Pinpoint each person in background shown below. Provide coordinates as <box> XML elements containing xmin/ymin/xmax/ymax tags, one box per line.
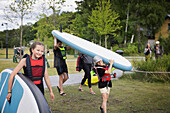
<box><xmin>78</xmin><ymin>53</ymin><xmax>95</xmax><ymax>94</ymax></box>
<box><xmin>93</xmin><ymin>56</ymin><xmax>114</xmax><ymax>113</ymax></box>
<box><xmin>144</xmin><ymin>43</ymin><xmax>152</xmax><ymax>61</ymax></box>
<box><xmin>154</xmin><ymin>41</ymin><xmax>163</xmax><ymax>60</ymax></box>
<box><xmin>7</xmin><ymin>41</ymin><xmax>54</xmax><ymax>102</ymax></box>
<box><xmin>47</xmin><ymin>49</ymin><xmax>50</xmax><ymax>56</ymax></box>
<box><xmin>53</xmin><ymin>36</ymin><xmax>71</xmax><ymax>96</ymax></box>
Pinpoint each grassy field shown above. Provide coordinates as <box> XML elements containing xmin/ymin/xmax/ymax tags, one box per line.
<box><xmin>0</xmin><ymin>48</ymin><xmax>76</xmax><ymax>59</ymax></box>
<box><xmin>0</xmin><ymin>60</ymin><xmax>81</xmax><ymax>76</ymax></box>
<box><xmin>45</xmin><ymin>79</ymin><xmax>170</xmax><ymax>113</ymax></box>
<box><xmin>1</xmin><ymin>48</ymin><xmax>170</xmax><ymax>113</ymax></box>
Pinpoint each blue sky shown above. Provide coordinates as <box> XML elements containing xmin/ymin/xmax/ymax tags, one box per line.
<box><xmin>0</xmin><ymin>0</ymin><xmax>81</xmax><ymax>31</ymax></box>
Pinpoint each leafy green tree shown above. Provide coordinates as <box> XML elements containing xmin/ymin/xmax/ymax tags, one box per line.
<box><xmin>5</xmin><ymin>0</ymin><xmax>36</xmax><ymax>49</ymax></box>
<box><xmin>111</xmin><ymin>0</ymin><xmax>167</xmax><ymax>46</ymax></box>
<box><xmin>32</xmin><ymin>14</ymin><xmax>54</xmax><ymax>49</ymax></box>
<box><xmin>74</xmin><ymin>0</ymin><xmax>98</xmax><ymax>41</ymax></box>
<box><xmin>22</xmin><ymin>23</ymin><xmax>36</xmax><ymax>45</ymax></box>
<box><xmin>88</xmin><ymin>0</ymin><xmax>122</xmax><ymax>48</ymax></box>
<box><xmin>48</xmin><ymin>0</ymin><xmax>66</xmax><ymax>28</ymax></box>
<box><xmin>128</xmin><ymin>0</ymin><xmax>167</xmax><ymax>52</ymax></box>
<box><xmin>0</xmin><ymin>41</ymin><xmax>3</xmax><ymax>49</ymax></box>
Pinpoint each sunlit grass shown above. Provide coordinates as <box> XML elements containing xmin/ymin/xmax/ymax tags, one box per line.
<box><xmin>0</xmin><ymin>60</ymin><xmax>81</xmax><ymax>76</ymax></box>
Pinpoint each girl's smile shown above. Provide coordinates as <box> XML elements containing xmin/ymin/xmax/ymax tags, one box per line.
<box><xmin>31</xmin><ymin>45</ymin><xmax>44</xmax><ymax>59</ymax></box>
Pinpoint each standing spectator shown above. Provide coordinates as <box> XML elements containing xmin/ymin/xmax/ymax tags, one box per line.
<box><xmin>154</xmin><ymin>41</ymin><xmax>163</xmax><ymax>60</ymax></box>
<box><xmin>78</xmin><ymin>53</ymin><xmax>95</xmax><ymax>94</ymax></box>
<box><xmin>47</xmin><ymin>49</ymin><xmax>50</xmax><ymax>56</ymax></box>
<box><xmin>53</xmin><ymin>36</ymin><xmax>71</xmax><ymax>96</ymax></box>
<box><xmin>144</xmin><ymin>43</ymin><xmax>152</xmax><ymax>61</ymax></box>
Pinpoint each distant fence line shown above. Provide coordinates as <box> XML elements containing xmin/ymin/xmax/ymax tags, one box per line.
<box><xmin>129</xmin><ymin>70</ymin><xmax>170</xmax><ymax>74</ymax></box>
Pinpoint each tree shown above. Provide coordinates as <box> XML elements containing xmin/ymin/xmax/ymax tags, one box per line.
<box><xmin>5</xmin><ymin>0</ymin><xmax>36</xmax><ymax>57</ymax></box>
<box><xmin>74</xmin><ymin>0</ymin><xmax>98</xmax><ymax>42</ymax></box>
<box><xmin>48</xmin><ymin>0</ymin><xmax>66</xmax><ymax>29</ymax></box>
<box><xmin>128</xmin><ymin>0</ymin><xmax>167</xmax><ymax>52</ymax></box>
<box><xmin>32</xmin><ymin>14</ymin><xmax>54</xmax><ymax>49</ymax></box>
<box><xmin>88</xmin><ymin>0</ymin><xmax>122</xmax><ymax>48</ymax></box>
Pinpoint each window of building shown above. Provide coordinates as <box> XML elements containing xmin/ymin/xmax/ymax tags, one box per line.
<box><xmin>168</xmin><ymin>23</ymin><xmax>170</xmax><ymax>30</ymax></box>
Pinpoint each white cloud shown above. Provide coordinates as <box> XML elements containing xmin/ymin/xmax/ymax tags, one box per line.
<box><xmin>0</xmin><ymin>0</ymin><xmax>82</xmax><ymax>31</ymax></box>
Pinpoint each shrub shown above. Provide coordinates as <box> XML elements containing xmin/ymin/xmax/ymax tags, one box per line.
<box><xmin>124</xmin><ymin>55</ymin><xmax>170</xmax><ymax>83</ymax></box>
<box><xmin>123</xmin><ymin>43</ymin><xmax>138</xmax><ymax>55</ymax></box>
<box><xmin>112</xmin><ymin>44</ymin><xmax>120</xmax><ymax>52</ymax></box>
<box><xmin>159</xmin><ymin>35</ymin><xmax>170</xmax><ymax>55</ymax></box>
<box><xmin>134</xmin><ymin>55</ymin><xmax>170</xmax><ymax>72</ymax></box>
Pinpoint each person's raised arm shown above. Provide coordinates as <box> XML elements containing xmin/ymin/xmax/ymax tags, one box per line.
<box><xmin>105</xmin><ymin>59</ymin><xmax>114</xmax><ymax>74</ymax></box>
<box><xmin>53</xmin><ymin>35</ymin><xmax>57</xmax><ymax>50</ymax></box>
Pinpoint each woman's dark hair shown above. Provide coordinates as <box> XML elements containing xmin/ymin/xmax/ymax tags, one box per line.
<box><xmin>146</xmin><ymin>43</ymin><xmax>150</xmax><ymax>48</ymax></box>
<box><xmin>57</xmin><ymin>39</ymin><xmax>62</xmax><ymax>44</ymax></box>
<box><xmin>146</xmin><ymin>45</ymin><xmax>148</xmax><ymax>48</ymax></box>
<box><xmin>29</xmin><ymin>41</ymin><xmax>44</xmax><ymax>55</ymax></box>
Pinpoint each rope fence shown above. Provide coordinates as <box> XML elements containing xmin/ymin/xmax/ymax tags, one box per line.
<box><xmin>129</xmin><ymin>70</ymin><xmax>170</xmax><ymax>74</ymax></box>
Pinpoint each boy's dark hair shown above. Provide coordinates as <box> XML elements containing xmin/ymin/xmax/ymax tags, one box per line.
<box><xmin>57</xmin><ymin>39</ymin><xmax>62</xmax><ymax>44</ymax></box>
<box><xmin>29</xmin><ymin>41</ymin><xmax>44</xmax><ymax>55</ymax></box>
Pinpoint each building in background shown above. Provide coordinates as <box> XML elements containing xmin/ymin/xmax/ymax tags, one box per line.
<box><xmin>155</xmin><ymin>14</ymin><xmax>170</xmax><ymax>41</ymax></box>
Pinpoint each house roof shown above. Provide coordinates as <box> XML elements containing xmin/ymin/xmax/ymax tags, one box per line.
<box><xmin>165</xmin><ymin>14</ymin><xmax>170</xmax><ymax>20</ymax></box>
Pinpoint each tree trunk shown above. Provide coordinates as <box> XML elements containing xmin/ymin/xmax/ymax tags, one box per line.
<box><xmin>130</xmin><ymin>34</ymin><xmax>134</xmax><ymax>43</ymax></box>
<box><xmin>20</xmin><ymin>15</ymin><xmax>23</xmax><ymax>60</ymax></box>
<box><xmin>99</xmin><ymin>35</ymin><xmax>101</xmax><ymax>46</ymax></box>
<box><xmin>124</xmin><ymin>3</ymin><xmax>129</xmax><ymax>44</ymax></box>
<box><xmin>137</xmin><ymin>24</ymin><xmax>141</xmax><ymax>53</ymax></box>
<box><xmin>105</xmin><ymin>34</ymin><xmax>107</xmax><ymax>48</ymax></box>
<box><xmin>52</xmin><ymin>1</ymin><xmax>56</xmax><ymax>29</ymax></box>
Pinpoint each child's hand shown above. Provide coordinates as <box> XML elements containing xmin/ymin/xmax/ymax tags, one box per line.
<box><xmin>6</xmin><ymin>93</ymin><xmax>11</xmax><ymax>103</ymax></box>
<box><xmin>53</xmin><ymin>35</ymin><xmax>56</xmax><ymax>38</ymax></box>
<box><xmin>50</xmin><ymin>92</ymin><xmax>55</xmax><ymax>101</ymax></box>
<box><xmin>109</xmin><ymin>59</ymin><xmax>114</xmax><ymax>65</ymax></box>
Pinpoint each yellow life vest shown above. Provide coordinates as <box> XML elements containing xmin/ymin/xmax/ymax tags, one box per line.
<box><xmin>58</xmin><ymin>47</ymin><xmax>66</xmax><ymax>59</ymax></box>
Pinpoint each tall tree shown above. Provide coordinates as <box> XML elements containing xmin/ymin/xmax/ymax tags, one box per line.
<box><xmin>32</xmin><ymin>14</ymin><xmax>54</xmax><ymax>49</ymax></box>
<box><xmin>88</xmin><ymin>0</ymin><xmax>121</xmax><ymax>48</ymax></box>
<box><xmin>128</xmin><ymin>0</ymin><xmax>166</xmax><ymax>52</ymax></box>
<box><xmin>5</xmin><ymin>0</ymin><xmax>36</xmax><ymax>51</ymax></box>
<box><xmin>74</xmin><ymin>0</ymin><xmax>98</xmax><ymax>41</ymax></box>
<box><xmin>48</xmin><ymin>0</ymin><xmax>66</xmax><ymax>29</ymax></box>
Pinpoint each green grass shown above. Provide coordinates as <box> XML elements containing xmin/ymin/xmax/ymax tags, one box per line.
<box><xmin>1</xmin><ymin>48</ymin><xmax>170</xmax><ymax>113</ymax></box>
<box><xmin>0</xmin><ymin>48</ymin><xmax>76</xmax><ymax>59</ymax></box>
<box><xmin>0</xmin><ymin>48</ymin><xmax>79</xmax><ymax>75</ymax></box>
<box><xmin>0</xmin><ymin>60</ymin><xmax>81</xmax><ymax>76</ymax></box>
<box><xmin>0</xmin><ymin>61</ymin><xmax>19</xmax><ymax>72</ymax></box>
<box><xmin>45</xmin><ymin>79</ymin><xmax>170</xmax><ymax>113</ymax></box>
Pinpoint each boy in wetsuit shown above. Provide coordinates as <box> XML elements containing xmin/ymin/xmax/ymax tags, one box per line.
<box><xmin>93</xmin><ymin>56</ymin><xmax>114</xmax><ymax>113</ymax></box>
<box><xmin>53</xmin><ymin>36</ymin><xmax>71</xmax><ymax>96</ymax></box>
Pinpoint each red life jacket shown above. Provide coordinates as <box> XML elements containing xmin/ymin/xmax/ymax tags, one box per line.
<box><xmin>23</xmin><ymin>54</ymin><xmax>45</xmax><ymax>85</ymax></box>
<box><xmin>76</xmin><ymin>56</ymin><xmax>82</xmax><ymax>71</ymax></box>
<box><xmin>95</xmin><ymin>66</ymin><xmax>111</xmax><ymax>82</ymax></box>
